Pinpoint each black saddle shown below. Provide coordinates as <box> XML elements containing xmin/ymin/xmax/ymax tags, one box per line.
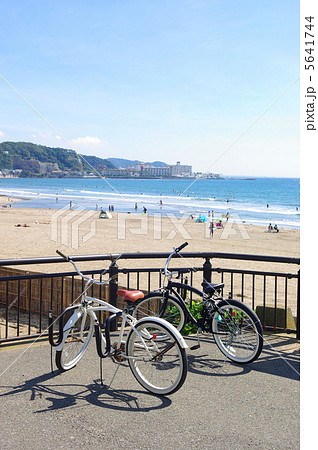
<box><xmin>201</xmin><ymin>281</ymin><xmax>224</xmax><ymax>295</ymax></box>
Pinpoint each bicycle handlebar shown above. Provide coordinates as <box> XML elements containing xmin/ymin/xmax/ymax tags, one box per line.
<box><xmin>56</xmin><ymin>250</ymin><xmax>111</xmax><ymax>286</ymax></box>
<box><xmin>164</xmin><ymin>242</ymin><xmax>188</xmax><ymax>277</ymax></box>
<box><xmin>175</xmin><ymin>242</ymin><xmax>188</xmax><ymax>253</ymax></box>
<box><xmin>56</xmin><ymin>249</ymin><xmax>69</xmax><ymax>261</ymax></box>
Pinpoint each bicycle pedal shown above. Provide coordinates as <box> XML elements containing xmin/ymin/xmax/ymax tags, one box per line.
<box><xmin>190</xmin><ymin>344</ymin><xmax>200</xmax><ymax>350</ymax></box>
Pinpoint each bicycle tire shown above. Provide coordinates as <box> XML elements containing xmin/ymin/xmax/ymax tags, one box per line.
<box><xmin>211</xmin><ymin>299</ymin><xmax>263</xmax><ymax>364</ymax></box>
<box><xmin>133</xmin><ymin>293</ymin><xmax>187</xmax><ymax>333</ymax></box>
<box><xmin>56</xmin><ymin>308</ymin><xmax>94</xmax><ymax>371</ymax></box>
<box><xmin>126</xmin><ymin>319</ymin><xmax>188</xmax><ymax>395</ymax></box>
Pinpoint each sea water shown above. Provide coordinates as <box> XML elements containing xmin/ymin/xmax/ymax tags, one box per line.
<box><xmin>0</xmin><ymin>177</ymin><xmax>300</xmax><ymax>229</ymax></box>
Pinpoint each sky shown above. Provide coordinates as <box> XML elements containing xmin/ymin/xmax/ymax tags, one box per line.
<box><xmin>0</xmin><ymin>0</ymin><xmax>300</xmax><ymax>177</ymax></box>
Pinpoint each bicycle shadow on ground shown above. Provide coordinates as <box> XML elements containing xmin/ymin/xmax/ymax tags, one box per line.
<box><xmin>187</xmin><ymin>353</ymin><xmax>251</xmax><ymax>377</ymax></box>
<box><xmin>185</xmin><ymin>335</ymin><xmax>250</xmax><ymax>377</ymax></box>
<box><xmin>248</xmin><ymin>333</ymin><xmax>300</xmax><ymax>381</ymax></box>
<box><xmin>185</xmin><ymin>333</ymin><xmax>300</xmax><ymax>381</ymax></box>
<box><xmin>0</xmin><ymin>370</ymin><xmax>172</xmax><ymax>414</ymax></box>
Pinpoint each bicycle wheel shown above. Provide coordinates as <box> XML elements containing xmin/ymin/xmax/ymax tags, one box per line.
<box><xmin>126</xmin><ymin>319</ymin><xmax>188</xmax><ymax>395</ymax></box>
<box><xmin>133</xmin><ymin>293</ymin><xmax>186</xmax><ymax>333</ymax></box>
<box><xmin>211</xmin><ymin>299</ymin><xmax>263</xmax><ymax>364</ymax></box>
<box><xmin>56</xmin><ymin>308</ymin><xmax>94</xmax><ymax>371</ymax></box>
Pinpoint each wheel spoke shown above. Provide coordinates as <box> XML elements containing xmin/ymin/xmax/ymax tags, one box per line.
<box><xmin>127</xmin><ymin>320</ymin><xmax>187</xmax><ymax>395</ymax></box>
<box><xmin>212</xmin><ymin>300</ymin><xmax>262</xmax><ymax>364</ymax></box>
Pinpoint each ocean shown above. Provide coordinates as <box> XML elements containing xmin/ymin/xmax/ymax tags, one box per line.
<box><xmin>0</xmin><ymin>177</ymin><xmax>300</xmax><ymax>229</ymax></box>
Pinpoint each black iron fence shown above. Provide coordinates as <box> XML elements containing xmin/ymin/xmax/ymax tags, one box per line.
<box><xmin>0</xmin><ymin>252</ymin><xmax>300</xmax><ymax>344</ymax></box>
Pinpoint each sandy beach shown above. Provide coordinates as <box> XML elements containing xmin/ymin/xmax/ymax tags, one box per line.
<box><xmin>0</xmin><ymin>204</ymin><xmax>299</xmax><ymax>277</ymax></box>
<box><xmin>0</xmin><ymin>205</ymin><xmax>299</xmax><ymax>257</ymax></box>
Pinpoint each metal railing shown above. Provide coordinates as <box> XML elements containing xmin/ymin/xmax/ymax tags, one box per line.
<box><xmin>0</xmin><ymin>252</ymin><xmax>300</xmax><ymax>343</ymax></box>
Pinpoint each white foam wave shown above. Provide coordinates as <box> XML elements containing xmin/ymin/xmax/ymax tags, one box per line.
<box><xmin>0</xmin><ymin>183</ymin><xmax>299</xmax><ymax>228</ymax></box>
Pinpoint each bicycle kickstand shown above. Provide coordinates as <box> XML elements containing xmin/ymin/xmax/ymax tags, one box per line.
<box><xmin>100</xmin><ymin>357</ymin><xmax>122</xmax><ymax>389</ymax></box>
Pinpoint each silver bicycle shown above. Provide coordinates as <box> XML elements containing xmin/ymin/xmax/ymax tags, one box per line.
<box><xmin>49</xmin><ymin>251</ymin><xmax>188</xmax><ymax>396</ymax></box>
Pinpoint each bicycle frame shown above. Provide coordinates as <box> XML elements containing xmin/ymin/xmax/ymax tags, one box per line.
<box><xmin>158</xmin><ymin>243</ymin><xmax>230</xmax><ymax>334</ymax></box>
<box><xmin>162</xmin><ymin>279</ymin><xmax>224</xmax><ymax>333</ymax></box>
<box><xmin>54</xmin><ymin>293</ymin><xmax>159</xmax><ymax>361</ymax></box>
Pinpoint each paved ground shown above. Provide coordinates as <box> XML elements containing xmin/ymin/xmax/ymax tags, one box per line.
<box><xmin>0</xmin><ymin>332</ymin><xmax>299</xmax><ymax>449</ymax></box>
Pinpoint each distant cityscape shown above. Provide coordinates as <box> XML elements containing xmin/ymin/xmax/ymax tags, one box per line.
<box><xmin>0</xmin><ymin>161</ymin><xmax>222</xmax><ymax>179</ymax></box>
<box><xmin>96</xmin><ymin>161</ymin><xmax>222</xmax><ymax>179</ymax></box>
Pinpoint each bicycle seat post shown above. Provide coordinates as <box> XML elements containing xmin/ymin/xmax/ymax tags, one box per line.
<box><xmin>109</xmin><ymin>261</ymin><xmax>119</xmax><ymax>331</ymax></box>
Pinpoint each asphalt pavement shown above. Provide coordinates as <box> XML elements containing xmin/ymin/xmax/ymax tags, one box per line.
<box><xmin>0</xmin><ymin>332</ymin><xmax>300</xmax><ymax>449</ymax></box>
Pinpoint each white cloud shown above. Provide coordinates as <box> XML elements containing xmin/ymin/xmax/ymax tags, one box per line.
<box><xmin>71</xmin><ymin>136</ymin><xmax>101</xmax><ymax>146</ymax></box>
<box><xmin>70</xmin><ymin>136</ymin><xmax>108</xmax><ymax>156</ymax></box>
<box><xmin>0</xmin><ymin>130</ymin><xmax>5</xmax><ymax>137</ymax></box>
<box><xmin>30</xmin><ymin>132</ymin><xmax>54</xmax><ymax>139</ymax></box>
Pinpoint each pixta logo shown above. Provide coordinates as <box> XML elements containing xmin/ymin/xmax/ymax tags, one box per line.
<box><xmin>51</xmin><ymin>205</ymin><xmax>96</xmax><ymax>249</ymax></box>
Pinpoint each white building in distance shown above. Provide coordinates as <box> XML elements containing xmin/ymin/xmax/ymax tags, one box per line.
<box><xmin>171</xmin><ymin>161</ymin><xmax>192</xmax><ymax>176</ymax></box>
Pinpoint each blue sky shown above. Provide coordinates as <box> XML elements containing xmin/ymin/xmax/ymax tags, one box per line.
<box><xmin>0</xmin><ymin>0</ymin><xmax>299</xmax><ymax>176</ymax></box>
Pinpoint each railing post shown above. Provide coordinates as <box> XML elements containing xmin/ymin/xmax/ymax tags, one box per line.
<box><xmin>296</xmin><ymin>269</ymin><xmax>300</xmax><ymax>340</ymax></box>
<box><xmin>203</xmin><ymin>257</ymin><xmax>212</xmax><ymax>283</ymax></box>
<box><xmin>109</xmin><ymin>260</ymin><xmax>119</xmax><ymax>331</ymax></box>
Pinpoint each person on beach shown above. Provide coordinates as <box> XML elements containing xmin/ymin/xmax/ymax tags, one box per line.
<box><xmin>268</xmin><ymin>223</ymin><xmax>273</xmax><ymax>232</ymax></box>
<box><xmin>143</xmin><ymin>206</ymin><xmax>147</xmax><ymax>214</ymax></box>
<box><xmin>135</xmin><ymin>203</ymin><xmax>138</xmax><ymax>210</ymax></box>
<box><xmin>209</xmin><ymin>221</ymin><xmax>214</xmax><ymax>238</ymax></box>
<box><xmin>274</xmin><ymin>224</ymin><xmax>279</xmax><ymax>233</ymax></box>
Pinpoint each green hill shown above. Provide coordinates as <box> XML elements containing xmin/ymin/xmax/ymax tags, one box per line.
<box><xmin>80</xmin><ymin>154</ymin><xmax>115</xmax><ymax>171</ymax></box>
<box><xmin>107</xmin><ymin>157</ymin><xmax>168</xmax><ymax>168</ymax></box>
<box><xmin>0</xmin><ymin>141</ymin><xmax>115</xmax><ymax>176</ymax></box>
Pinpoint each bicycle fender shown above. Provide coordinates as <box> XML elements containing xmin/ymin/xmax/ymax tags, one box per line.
<box><xmin>55</xmin><ymin>309</ymin><xmax>85</xmax><ymax>351</ymax></box>
<box><xmin>135</xmin><ymin>316</ymin><xmax>189</xmax><ymax>349</ymax></box>
<box><xmin>49</xmin><ymin>305</ymin><xmax>79</xmax><ymax>347</ymax></box>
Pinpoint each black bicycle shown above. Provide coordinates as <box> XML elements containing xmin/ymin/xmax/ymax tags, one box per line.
<box><xmin>133</xmin><ymin>242</ymin><xmax>263</xmax><ymax>364</ymax></box>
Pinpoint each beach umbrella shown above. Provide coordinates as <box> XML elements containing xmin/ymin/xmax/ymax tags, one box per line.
<box><xmin>196</xmin><ymin>215</ymin><xmax>208</xmax><ymax>223</ymax></box>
